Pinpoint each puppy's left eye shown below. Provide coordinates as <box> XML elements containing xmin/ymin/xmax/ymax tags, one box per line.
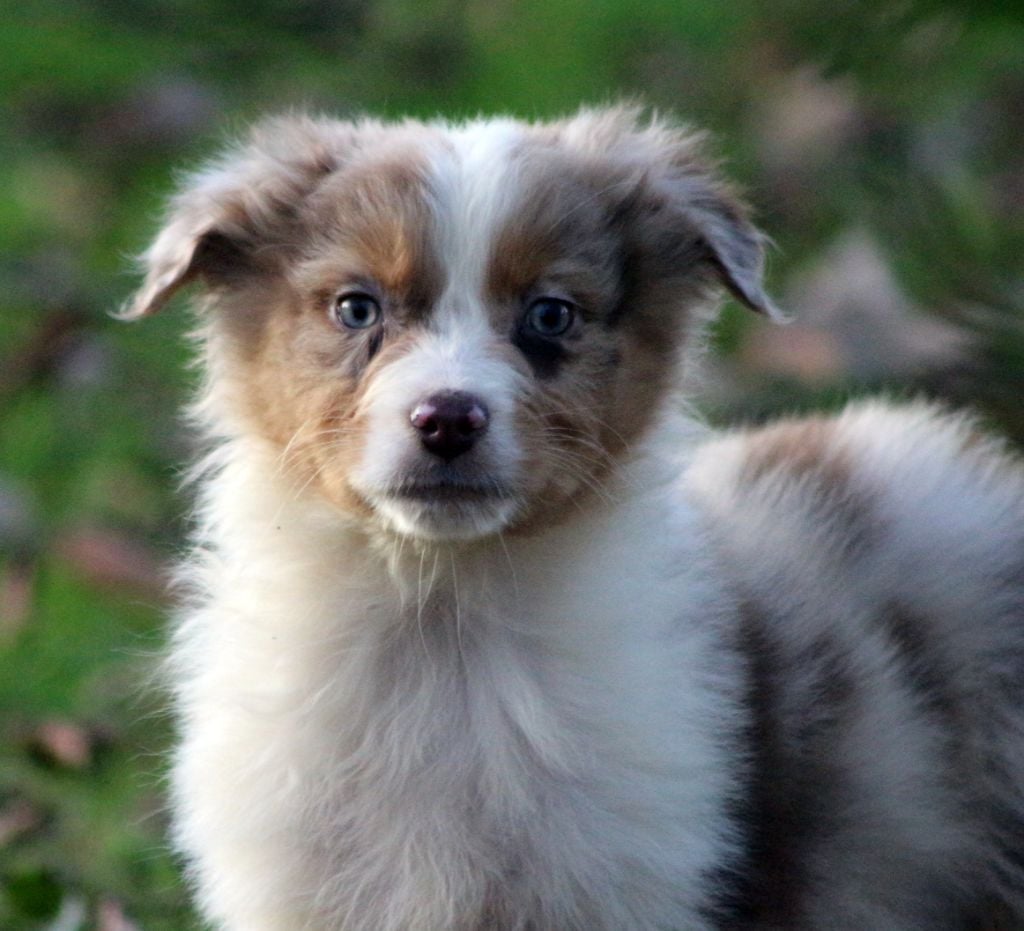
<box><xmin>525</xmin><ymin>297</ymin><xmax>575</xmax><ymax>337</ymax></box>
<box><xmin>333</xmin><ymin>292</ymin><xmax>382</xmax><ymax>330</ymax></box>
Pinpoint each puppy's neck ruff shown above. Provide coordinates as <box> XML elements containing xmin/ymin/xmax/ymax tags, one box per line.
<box><xmin>172</xmin><ymin>410</ymin><xmax>743</xmax><ymax>930</ymax></box>
<box><xmin>189</xmin><ymin>396</ymin><xmax>713</xmax><ymax>638</ymax></box>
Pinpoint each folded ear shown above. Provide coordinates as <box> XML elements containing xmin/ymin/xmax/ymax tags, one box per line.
<box><xmin>561</xmin><ymin>106</ymin><xmax>783</xmax><ymax>321</ymax></box>
<box><xmin>644</xmin><ymin>122</ymin><xmax>783</xmax><ymax>321</ymax></box>
<box><xmin>120</xmin><ymin>116</ymin><xmax>350</xmax><ymax>320</ymax></box>
<box><xmin>683</xmin><ymin>185</ymin><xmax>783</xmax><ymax>320</ymax></box>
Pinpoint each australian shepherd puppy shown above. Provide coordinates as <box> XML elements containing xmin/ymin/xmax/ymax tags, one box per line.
<box><xmin>125</xmin><ymin>107</ymin><xmax>1024</xmax><ymax>930</ymax></box>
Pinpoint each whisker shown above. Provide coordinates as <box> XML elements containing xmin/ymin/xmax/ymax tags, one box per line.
<box><xmin>416</xmin><ymin>548</ymin><xmax>429</xmax><ymax>656</ymax></box>
<box><xmin>275</xmin><ymin>414</ymin><xmax>330</xmax><ymax>473</ymax></box>
<box><xmin>538</xmin><ymin>428</ymin><xmax>618</xmax><ymax>460</ymax></box>
<box><xmin>496</xmin><ymin>532</ymin><xmax>520</xmax><ymax>600</ymax></box>
<box><xmin>540</xmin><ymin>450</ymin><xmax>617</xmax><ymax>506</ymax></box>
<box><xmin>449</xmin><ymin>549</ymin><xmax>464</xmax><ymax>663</ymax></box>
<box><xmin>277</xmin><ymin>426</ymin><xmax>362</xmax><ymax>470</ymax></box>
<box><xmin>534</xmin><ymin>405</ymin><xmax>633</xmax><ymax>450</ymax></box>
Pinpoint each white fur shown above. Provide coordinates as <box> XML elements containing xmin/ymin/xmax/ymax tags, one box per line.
<box><xmin>171</xmin><ymin>418</ymin><xmax>743</xmax><ymax>930</ymax></box>
<box><xmin>137</xmin><ymin>110</ymin><xmax>1024</xmax><ymax>930</ymax></box>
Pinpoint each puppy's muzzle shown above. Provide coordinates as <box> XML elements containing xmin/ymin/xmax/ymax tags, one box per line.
<box><xmin>410</xmin><ymin>391</ymin><xmax>490</xmax><ymax>462</ymax></box>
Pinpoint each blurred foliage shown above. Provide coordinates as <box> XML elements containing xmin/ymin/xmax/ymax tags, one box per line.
<box><xmin>1</xmin><ymin>0</ymin><xmax>1022</xmax><ymax>926</ymax></box>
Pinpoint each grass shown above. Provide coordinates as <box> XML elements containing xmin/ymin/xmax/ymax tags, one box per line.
<box><xmin>2</xmin><ymin>1</ymin><xmax>1021</xmax><ymax>925</ymax></box>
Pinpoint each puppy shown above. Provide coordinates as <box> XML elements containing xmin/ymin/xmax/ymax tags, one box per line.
<box><xmin>125</xmin><ymin>106</ymin><xmax>1024</xmax><ymax>930</ymax></box>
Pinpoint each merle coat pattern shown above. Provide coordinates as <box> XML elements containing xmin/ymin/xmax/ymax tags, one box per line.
<box><xmin>126</xmin><ymin>107</ymin><xmax>1024</xmax><ymax>930</ymax></box>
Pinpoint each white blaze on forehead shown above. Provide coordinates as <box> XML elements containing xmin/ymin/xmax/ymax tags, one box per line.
<box><xmin>348</xmin><ymin>122</ymin><xmax>531</xmax><ymax>519</ymax></box>
<box><xmin>427</xmin><ymin>118</ymin><xmax>526</xmax><ymax>335</ymax></box>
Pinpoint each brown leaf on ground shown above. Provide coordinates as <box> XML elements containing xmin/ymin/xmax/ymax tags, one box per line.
<box><xmin>0</xmin><ymin>560</ymin><xmax>35</xmax><ymax>641</ymax></box>
<box><xmin>97</xmin><ymin>898</ymin><xmax>142</xmax><ymax>931</ymax></box>
<box><xmin>781</xmin><ymin>230</ymin><xmax>969</xmax><ymax>381</ymax></box>
<box><xmin>0</xmin><ymin>798</ymin><xmax>44</xmax><ymax>847</ymax></box>
<box><xmin>0</xmin><ymin>307</ymin><xmax>91</xmax><ymax>398</ymax></box>
<box><xmin>738</xmin><ymin>321</ymin><xmax>846</xmax><ymax>384</ymax></box>
<box><xmin>32</xmin><ymin>719</ymin><xmax>94</xmax><ymax>770</ymax></box>
<box><xmin>54</xmin><ymin>526</ymin><xmax>170</xmax><ymax>602</ymax></box>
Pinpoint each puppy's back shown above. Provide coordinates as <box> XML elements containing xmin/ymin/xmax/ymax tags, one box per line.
<box><xmin>687</xmin><ymin>401</ymin><xmax>1024</xmax><ymax>927</ymax></box>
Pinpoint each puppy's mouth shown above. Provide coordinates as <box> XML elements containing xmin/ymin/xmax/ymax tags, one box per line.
<box><xmin>383</xmin><ymin>481</ymin><xmax>514</xmax><ymax>504</ymax></box>
<box><xmin>355</xmin><ymin>440</ymin><xmax>523</xmax><ymax>540</ymax></box>
<box><xmin>368</xmin><ymin>474</ymin><xmax>520</xmax><ymax>540</ymax></box>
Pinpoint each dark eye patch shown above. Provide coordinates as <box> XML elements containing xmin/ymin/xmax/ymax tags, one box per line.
<box><xmin>366</xmin><ymin>326</ymin><xmax>384</xmax><ymax>363</ymax></box>
<box><xmin>512</xmin><ymin>320</ymin><xmax>570</xmax><ymax>379</ymax></box>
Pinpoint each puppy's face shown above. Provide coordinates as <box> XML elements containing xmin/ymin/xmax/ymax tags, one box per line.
<box><xmin>127</xmin><ymin>108</ymin><xmax>774</xmax><ymax>541</ymax></box>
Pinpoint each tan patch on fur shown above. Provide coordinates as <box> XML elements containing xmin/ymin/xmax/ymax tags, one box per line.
<box><xmin>207</xmin><ymin>147</ymin><xmax>443</xmax><ymax>364</ymax></box>
<box><xmin>738</xmin><ymin>416</ymin><xmax>882</xmax><ymax>560</ymax></box>
<box><xmin>215</xmin><ymin>311</ymin><xmax>370</xmax><ymax>521</ymax></box>
<box><xmin>502</xmin><ymin>325</ymin><xmax>685</xmax><ymax>537</ymax></box>
<box><xmin>741</xmin><ymin>417</ymin><xmax>851</xmax><ymax>489</ymax></box>
<box><xmin>238</xmin><ymin>322</ymin><xmax>428</xmax><ymax>522</ymax></box>
<box><xmin>301</xmin><ymin>150</ymin><xmax>444</xmax><ymax>314</ymax></box>
<box><xmin>208</xmin><ymin>148</ymin><xmax>446</xmax><ymax>523</ymax></box>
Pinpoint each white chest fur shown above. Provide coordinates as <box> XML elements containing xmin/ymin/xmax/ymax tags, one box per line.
<box><xmin>169</xmin><ymin>439</ymin><xmax>743</xmax><ymax>931</ymax></box>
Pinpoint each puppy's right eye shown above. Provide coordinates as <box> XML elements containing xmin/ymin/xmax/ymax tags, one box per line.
<box><xmin>332</xmin><ymin>293</ymin><xmax>382</xmax><ymax>330</ymax></box>
<box><xmin>525</xmin><ymin>297</ymin><xmax>575</xmax><ymax>338</ymax></box>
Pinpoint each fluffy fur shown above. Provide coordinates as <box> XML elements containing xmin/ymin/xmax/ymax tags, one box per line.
<box><xmin>127</xmin><ymin>106</ymin><xmax>1024</xmax><ymax>930</ymax></box>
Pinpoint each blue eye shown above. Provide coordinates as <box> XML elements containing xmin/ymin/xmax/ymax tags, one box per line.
<box><xmin>333</xmin><ymin>292</ymin><xmax>382</xmax><ymax>329</ymax></box>
<box><xmin>525</xmin><ymin>297</ymin><xmax>575</xmax><ymax>337</ymax></box>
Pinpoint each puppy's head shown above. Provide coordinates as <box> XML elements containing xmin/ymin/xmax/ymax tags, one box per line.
<box><xmin>126</xmin><ymin>107</ymin><xmax>776</xmax><ymax>541</ymax></box>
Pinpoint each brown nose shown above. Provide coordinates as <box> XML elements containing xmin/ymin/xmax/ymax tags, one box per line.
<box><xmin>410</xmin><ymin>392</ymin><xmax>490</xmax><ymax>462</ymax></box>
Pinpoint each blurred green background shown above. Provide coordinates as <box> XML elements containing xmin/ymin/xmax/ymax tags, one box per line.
<box><xmin>2</xmin><ymin>1</ymin><xmax>1023</xmax><ymax>927</ymax></box>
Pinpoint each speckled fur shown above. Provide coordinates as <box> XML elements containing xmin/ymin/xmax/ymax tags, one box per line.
<box><xmin>128</xmin><ymin>107</ymin><xmax>1024</xmax><ymax>930</ymax></box>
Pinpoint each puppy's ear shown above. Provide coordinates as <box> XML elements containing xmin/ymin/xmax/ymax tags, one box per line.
<box><xmin>644</xmin><ymin>122</ymin><xmax>783</xmax><ymax>320</ymax></box>
<box><xmin>120</xmin><ymin>116</ymin><xmax>348</xmax><ymax>320</ymax></box>
<box><xmin>564</xmin><ymin>106</ymin><xmax>783</xmax><ymax>320</ymax></box>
